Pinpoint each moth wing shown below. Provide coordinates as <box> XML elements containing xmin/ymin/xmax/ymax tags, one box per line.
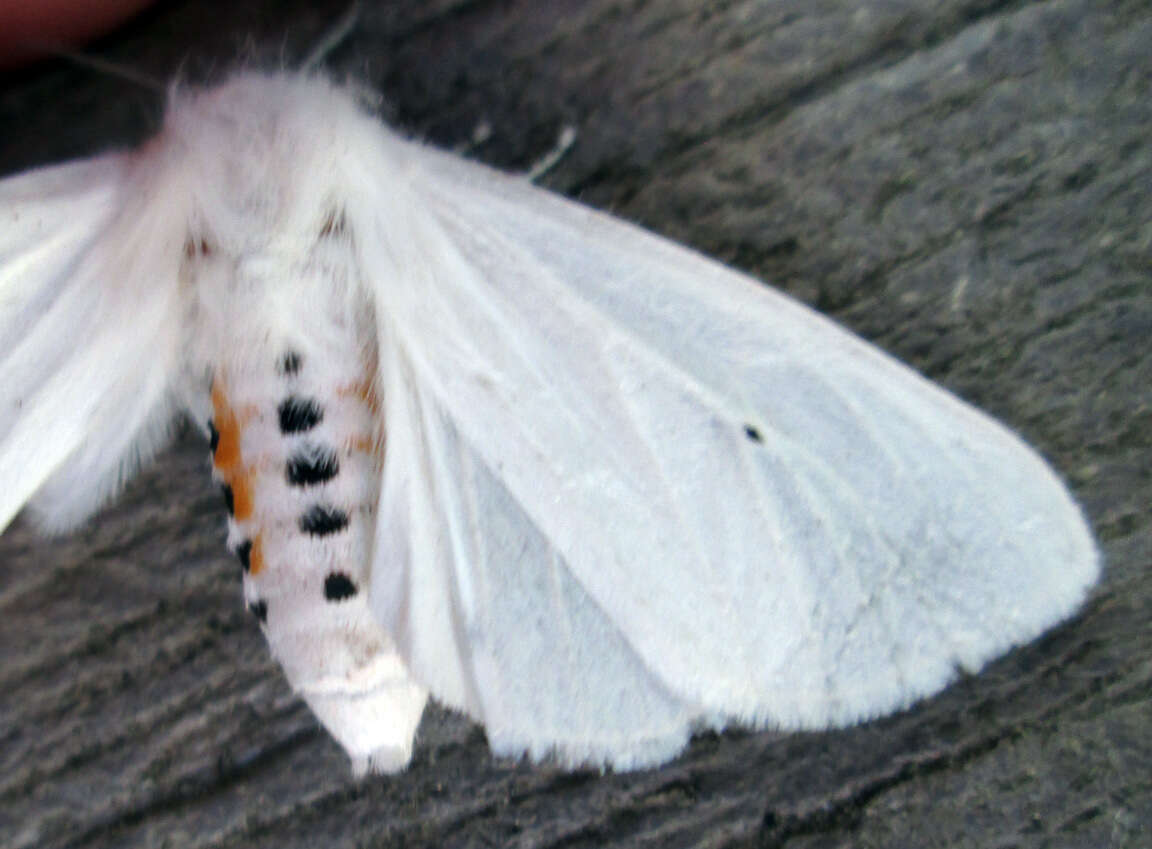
<box><xmin>373</xmin><ymin>339</ymin><xmax>702</xmax><ymax>768</ymax></box>
<box><xmin>0</xmin><ymin>154</ymin><xmax>187</xmax><ymax>533</ymax></box>
<box><xmin>359</xmin><ymin>142</ymin><xmax>1099</xmax><ymax>768</ymax></box>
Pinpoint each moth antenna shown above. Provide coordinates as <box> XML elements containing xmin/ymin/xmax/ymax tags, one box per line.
<box><xmin>453</xmin><ymin>121</ymin><xmax>574</xmax><ymax>180</ymax></box>
<box><xmin>453</xmin><ymin>120</ymin><xmax>494</xmax><ymax>155</ymax></box>
<box><xmin>526</xmin><ymin>125</ymin><xmax>578</xmax><ymax>182</ymax></box>
<box><xmin>48</xmin><ymin>47</ymin><xmax>165</xmax><ymax>92</ymax></box>
<box><xmin>301</xmin><ymin>2</ymin><xmax>361</xmax><ymax>70</ymax></box>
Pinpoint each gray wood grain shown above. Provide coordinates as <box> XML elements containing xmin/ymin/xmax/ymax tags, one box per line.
<box><xmin>1</xmin><ymin>1</ymin><xmax>1148</xmax><ymax>846</ymax></box>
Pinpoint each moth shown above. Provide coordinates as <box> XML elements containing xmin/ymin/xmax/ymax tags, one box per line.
<box><xmin>0</xmin><ymin>73</ymin><xmax>1099</xmax><ymax>774</ymax></box>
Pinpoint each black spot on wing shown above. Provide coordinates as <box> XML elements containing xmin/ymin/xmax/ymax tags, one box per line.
<box><xmin>278</xmin><ymin>397</ymin><xmax>323</xmax><ymax>433</ymax></box>
<box><xmin>324</xmin><ymin>572</ymin><xmax>358</xmax><ymax>601</ymax></box>
<box><xmin>299</xmin><ymin>505</ymin><xmax>349</xmax><ymax>536</ymax></box>
<box><xmin>743</xmin><ymin>424</ymin><xmax>763</xmax><ymax>443</ymax></box>
<box><xmin>234</xmin><ymin>539</ymin><xmax>252</xmax><ymax>572</ymax></box>
<box><xmin>248</xmin><ymin>599</ymin><xmax>267</xmax><ymax>623</ymax></box>
<box><xmin>286</xmin><ymin>447</ymin><xmax>340</xmax><ymax>486</ymax></box>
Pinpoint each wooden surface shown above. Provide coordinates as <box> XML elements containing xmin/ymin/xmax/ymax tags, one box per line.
<box><xmin>1</xmin><ymin>1</ymin><xmax>1149</xmax><ymax>847</ymax></box>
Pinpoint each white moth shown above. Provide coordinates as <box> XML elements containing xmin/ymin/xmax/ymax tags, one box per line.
<box><xmin>0</xmin><ymin>73</ymin><xmax>1099</xmax><ymax>775</ymax></box>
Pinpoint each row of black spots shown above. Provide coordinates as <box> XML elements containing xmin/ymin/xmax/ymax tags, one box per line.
<box><xmin>299</xmin><ymin>504</ymin><xmax>350</xmax><ymax>536</ymax></box>
<box><xmin>231</xmin><ymin>352</ymin><xmax>295</xmax><ymax>631</ymax></box>
<box><xmin>286</xmin><ymin>446</ymin><xmax>340</xmax><ymax>486</ymax></box>
<box><xmin>279</xmin><ymin>396</ymin><xmax>323</xmax><ymax>434</ymax></box>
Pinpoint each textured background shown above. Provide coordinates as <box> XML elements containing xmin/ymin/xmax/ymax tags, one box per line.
<box><xmin>1</xmin><ymin>1</ymin><xmax>1149</xmax><ymax>847</ymax></box>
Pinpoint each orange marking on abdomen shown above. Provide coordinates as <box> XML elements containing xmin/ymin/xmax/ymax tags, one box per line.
<box><xmin>231</xmin><ymin>471</ymin><xmax>255</xmax><ymax>521</ymax></box>
<box><xmin>211</xmin><ymin>377</ymin><xmax>259</xmax><ymax>520</ymax></box>
<box><xmin>348</xmin><ymin>434</ymin><xmax>385</xmax><ymax>459</ymax></box>
<box><xmin>249</xmin><ymin>533</ymin><xmax>265</xmax><ymax>576</ymax></box>
<box><xmin>211</xmin><ymin>381</ymin><xmax>244</xmax><ymax>472</ymax></box>
<box><xmin>337</xmin><ymin>377</ymin><xmax>382</xmax><ymax>415</ymax></box>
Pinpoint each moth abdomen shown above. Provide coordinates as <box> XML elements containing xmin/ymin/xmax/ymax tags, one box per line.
<box><xmin>201</xmin><ymin>340</ymin><xmax>423</xmax><ymax>764</ymax></box>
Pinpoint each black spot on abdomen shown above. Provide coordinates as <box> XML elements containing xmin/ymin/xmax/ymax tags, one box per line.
<box><xmin>286</xmin><ymin>447</ymin><xmax>340</xmax><ymax>486</ymax></box>
<box><xmin>278</xmin><ymin>397</ymin><xmax>323</xmax><ymax>433</ymax></box>
<box><xmin>324</xmin><ymin>572</ymin><xmax>358</xmax><ymax>601</ymax></box>
<box><xmin>279</xmin><ymin>351</ymin><xmax>302</xmax><ymax>375</ymax></box>
<box><xmin>234</xmin><ymin>539</ymin><xmax>252</xmax><ymax>572</ymax></box>
<box><xmin>221</xmin><ymin>484</ymin><xmax>234</xmax><ymax>515</ymax></box>
<box><xmin>208</xmin><ymin>420</ymin><xmax>219</xmax><ymax>452</ymax></box>
<box><xmin>248</xmin><ymin>599</ymin><xmax>268</xmax><ymax>623</ymax></box>
<box><xmin>299</xmin><ymin>504</ymin><xmax>350</xmax><ymax>536</ymax></box>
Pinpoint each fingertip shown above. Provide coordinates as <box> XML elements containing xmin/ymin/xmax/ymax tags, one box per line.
<box><xmin>0</xmin><ymin>0</ymin><xmax>157</xmax><ymax>68</ymax></box>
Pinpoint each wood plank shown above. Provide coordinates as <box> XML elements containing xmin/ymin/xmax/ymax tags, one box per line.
<box><xmin>1</xmin><ymin>1</ymin><xmax>1147</xmax><ymax>846</ymax></box>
